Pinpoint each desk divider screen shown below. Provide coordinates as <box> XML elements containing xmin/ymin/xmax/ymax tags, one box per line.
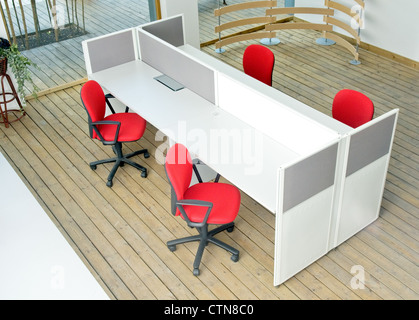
<box><xmin>137</xmin><ymin>28</ymin><xmax>216</xmax><ymax>104</ymax></box>
<box><xmin>282</xmin><ymin>142</ymin><xmax>338</xmax><ymax>212</ymax></box>
<box><xmin>84</xmin><ymin>29</ymin><xmax>137</xmax><ymax>74</ymax></box>
<box><xmin>216</xmin><ymin>73</ymin><xmax>339</xmax><ymax>155</ymax></box>
<box><xmin>274</xmin><ymin>140</ymin><xmax>339</xmax><ymax>285</ymax></box>
<box><xmin>346</xmin><ymin>111</ymin><xmax>398</xmax><ymax>177</ymax></box>
<box><xmin>335</xmin><ymin>109</ymin><xmax>399</xmax><ymax>246</ymax></box>
<box><xmin>142</xmin><ymin>15</ymin><xmax>185</xmax><ymax>47</ymax></box>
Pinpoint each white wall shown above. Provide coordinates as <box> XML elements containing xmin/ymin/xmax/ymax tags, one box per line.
<box><xmin>294</xmin><ymin>0</ymin><xmax>419</xmax><ymax>61</ymax></box>
<box><xmin>160</xmin><ymin>0</ymin><xmax>200</xmax><ymax>49</ymax></box>
<box><xmin>362</xmin><ymin>0</ymin><xmax>419</xmax><ymax>61</ymax></box>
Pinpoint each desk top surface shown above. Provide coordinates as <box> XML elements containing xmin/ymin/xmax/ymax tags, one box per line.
<box><xmin>91</xmin><ymin>60</ymin><xmax>304</xmax><ymax>212</ymax></box>
<box><xmin>180</xmin><ymin>45</ymin><xmax>352</xmax><ymax>135</ymax></box>
<box><xmin>91</xmin><ymin>60</ymin><xmax>214</xmax><ymax>130</ymax></box>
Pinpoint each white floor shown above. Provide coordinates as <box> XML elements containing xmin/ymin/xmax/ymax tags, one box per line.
<box><xmin>0</xmin><ymin>152</ymin><xmax>109</xmax><ymax>300</ymax></box>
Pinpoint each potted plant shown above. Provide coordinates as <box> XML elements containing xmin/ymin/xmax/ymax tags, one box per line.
<box><xmin>0</xmin><ymin>37</ymin><xmax>39</xmax><ymax>106</ymax></box>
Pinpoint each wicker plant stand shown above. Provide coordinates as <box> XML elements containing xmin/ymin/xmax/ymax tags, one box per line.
<box><xmin>0</xmin><ymin>57</ymin><xmax>25</xmax><ymax>128</ymax></box>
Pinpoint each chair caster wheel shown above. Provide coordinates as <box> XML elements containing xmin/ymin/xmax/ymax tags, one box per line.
<box><xmin>141</xmin><ymin>170</ymin><xmax>147</xmax><ymax>178</ymax></box>
<box><xmin>144</xmin><ymin>152</ymin><xmax>150</xmax><ymax>159</ymax></box>
<box><xmin>231</xmin><ymin>254</ymin><xmax>239</xmax><ymax>262</ymax></box>
<box><xmin>193</xmin><ymin>268</ymin><xmax>200</xmax><ymax>276</ymax></box>
<box><xmin>168</xmin><ymin>245</ymin><xmax>176</xmax><ymax>252</ymax></box>
<box><xmin>227</xmin><ymin>226</ymin><xmax>234</xmax><ymax>233</ymax></box>
<box><xmin>90</xmin><ymin>164</ymin><xmax>97</xmax><ymax>170</ymax></box>
<box><xmin>106</xmin><ymin>180</ymin><xmax>113</xmax><ymax>188</ymax></box>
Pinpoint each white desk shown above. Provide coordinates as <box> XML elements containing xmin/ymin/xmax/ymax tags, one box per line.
<box><xmin>83</xmin><ymin>18</ymin><xmax>398</xmax><ymax>286</ymax></box>
<box><xmin>0</xmin><ymin>152</ymin><xmax>109</xmax><ymax>300</ymax></box>
<box><xmin>91</xmin><ymin>59</ymin><xmax>299</xmax><ymax>213</ymax></box>
<box><xmin>89</xmin><ymin>56</ymin><xmax>341</xmax><ymax>286</ymax></box>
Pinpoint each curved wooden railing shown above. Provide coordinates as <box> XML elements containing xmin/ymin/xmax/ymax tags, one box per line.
<box><xmin>214</xmin><ymin>0</ymin><xmax>365</xmax><ymax>64</ymax></box>
<box><xmin>214</xmin><ymin>1</ymin><xmax>276</xmax><ymax>16</ymax></box>
<box><xmin>322</xmin><ymin>0</ymin><xmax>365</xmax><ymax>63</ymax></box>
<box><xmin>214</xmin><ymin>1</ymin><xmax>278</xmax><ymax>50</ymax></box>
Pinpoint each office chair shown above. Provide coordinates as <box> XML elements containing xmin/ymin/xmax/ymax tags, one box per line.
<box><xmin>80</xmin><ymin>80</ymin><xmax>149</xmax><ymax>187</ymax></box>
<box><xmin>164</xmin><ymin>143</ymin><xmax>240</xmax><ymax>276</ymax></box>
<box><xmin>332</xmin><ymin>89</ymin><xmax>374</xmax><ymax>128</ymax></box>
<box><xmin>243</xmin><ymin>44</ymin><xmax>275</xmax><ymax>86</ymax></box>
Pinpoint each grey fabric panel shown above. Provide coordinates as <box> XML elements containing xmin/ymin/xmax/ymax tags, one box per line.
<box><xmin>346</xmin><ymin>113</ymin><xmax>396</xmax><ymax>177</ymax></box>
<box><xmin>283</xmin><ymin>143</ymin><xmax>338</xmax><ymax>212</ymax></box>
<box><xmin>142</xmin><ymin>16</ymin><xmax>184</xmax><ymax>47</ymax></box>
<box><xmin>138</xmin><ymin>30</ymin><xmax>215</xmax><ymax>104</ymax></box>
<box><xmin>87</xmin><ymin>30</ymin><xmax>135</xmax><ymax>73</ymax></box>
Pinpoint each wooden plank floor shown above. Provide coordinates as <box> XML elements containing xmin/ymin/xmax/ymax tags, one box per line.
<box><xmin>19</xmin><ymin>0</ymin><xmax>151</xmax><ymax>91</ymax></box>
<box><xmin>19</xmin><ymin>0</ymin><xmax>285</xmax><ymax>91</ymax></box>
<box><xmin>1</xmin><ymin>2</ymin><xmax>418</xmax><ymax>300</ymax></box>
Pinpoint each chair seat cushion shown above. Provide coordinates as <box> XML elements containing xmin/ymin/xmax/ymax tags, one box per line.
<box><xmin>96</xmin><ymin>112</ymin><xmax>146</xmax><ymax>142</ymax></box>
<box><xmin>180</xmin><ymin>182</ymin><xmax>241</xmax><ymax>224</ymax></box>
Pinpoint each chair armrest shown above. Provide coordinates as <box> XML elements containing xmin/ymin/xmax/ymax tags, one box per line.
<box><xmin>91</xmin><ymin>120</ymin><xmax>121</xmax><ymax>145</ymax></box>
<box><xmin>176</xmin><ymin>199</ymin><xmax>213</xmax><ymax>228</ymax></box>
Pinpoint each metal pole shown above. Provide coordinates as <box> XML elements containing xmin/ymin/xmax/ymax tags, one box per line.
<box><xmin>350</xmin><ymin>5</ymin><xmax>362</xmax><ymax>65</ymax></box>
<box><xmin>215</xmin><ymin>0</ymin><xmax>225</xmax><ymax>53</ymax></box>
<box><xmin>316</xmin><ymin>0</ymin><xmax>335</xmax><ymax>46</ymax></box>
<box><xmin>260</xmin><ymin>2</ymin><xmax>280</xmax><ymax>46</ymax></box>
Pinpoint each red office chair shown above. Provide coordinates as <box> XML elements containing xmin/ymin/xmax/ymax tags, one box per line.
<box><xmin>332</xmin><ymin>89</ymin><xmax>374</xmax><ymax>128</ymax></box>
<box><xmin>81</xmin><ymin>80</ymin><xmax>149</xmax><ymax>187</ymax></box>
<box><xmin>165</xmin><ymin>143</ymin><xmax>240</xmax><ymax>276</ymax></box>
<box><xmin>243</xmin><ymin>44</ymin><xmax>275</xmax><ymax>86</ymax></box>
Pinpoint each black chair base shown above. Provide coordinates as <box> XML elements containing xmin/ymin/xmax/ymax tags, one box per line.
<box><xmin>90</xmin><ymin>142</ymin><xmax>149</xmax><ymax>187</ymax></box>
<box><xmin>167</xmin><ymin>222</ymin><xmax>239</xmax><ymax>276</ymax></box>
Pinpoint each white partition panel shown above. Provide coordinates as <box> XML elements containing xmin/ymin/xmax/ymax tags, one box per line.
<box><xmin>160</xmin><ymin>0</ymin><xmax>200</xmax><ymax>48</ymax></box>
<box><xmin>274</xmin><ymin>141</ymin><xmax>339</xmax><ymax>286</ymax></box>
<box><xmin>217</xmin><ymin>73</ymin><xmax>340</xmax><ymax>155</ymax></box>
<box><xmin>334</xmin><ymin>109</ymin><xmax>399</xmax><ymax>247</ymax></box>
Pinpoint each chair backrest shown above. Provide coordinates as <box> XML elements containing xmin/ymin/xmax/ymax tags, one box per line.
<box><xmin>81</xmin><ymin>80</ymin><xmax>107</xmax><ymax>138</ymax></box>
<box><xmin>165</xmin><ymin>144</ymin><xmax>193</xmax><ymax>214</ymax></box>
<box><xmin>243</xmin><ymin>44</ymin><xmax>275</xmax><ymax>86</ymax></box>
<box><xmin>332</xmin><ymin>89</ymin><xmax>374</xmax><ymax>128</ymax></box>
